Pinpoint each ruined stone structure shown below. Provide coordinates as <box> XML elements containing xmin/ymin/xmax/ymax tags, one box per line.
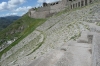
<box><xmin>1</xmin><ymin>1</ymin><xmax>100</xmax><ymax>65</ymax></box>
<box><xmin>28</xmin><ymin>0</ymin><xmax>95</xmax><ymax>19</ymax></box>
<box><xmin>28</xmin><ymin>0</ymin><xmax>66</xmax><ymax>18</ymax></box>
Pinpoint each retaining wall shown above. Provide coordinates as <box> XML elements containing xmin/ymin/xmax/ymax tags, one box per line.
<box><xmin>37</xmin><ymin>6</ymin><xmax>50</xmax><ymax>12</ymax></box>
<box><xmin>50</xmin><ymin>3</ymin><xmax>65</xmax><ymax>13</ymax></box>
<box><xmin>30</xmin><ymin>11</ymin><xmax>50</xmax><ymax>18</ymax></box>
<box><xmin>92</xmin><ymin>33</ymin><xmax>100</xmax><ymax>66</ymax></box>
<box><xmin>29</xmin><ymin>0</ymin><xmax>96</xmax><ymax>19</ymax></box>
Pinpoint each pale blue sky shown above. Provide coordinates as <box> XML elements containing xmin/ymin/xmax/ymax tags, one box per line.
<box><xmin>0</xmin><ymin>0</ymin><xmax>59</xmax><ymax>17</ymax></box>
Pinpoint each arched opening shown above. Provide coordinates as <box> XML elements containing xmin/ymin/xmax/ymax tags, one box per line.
<box><xmin>78</xmin><ymin>2</ymin><xmax>80</xmax><ymax>7</ymax></box>
<box><xmin>73</xmin><ymin>4</ymin><xmax>75</xmax><ymax>8</ymax></box>
<box><xmin>85</xmin><ymin>0</ymin><xmax>87</xmax><ymax>6</ymax></box>
<box><xmin>81</xmin><ymin>1</ymin><xmax>84</xmax><ymax>7</ymax></box>
<box><xmin>76</xmin><ymin>3</ymin><xmax>77</xmax><ymax>8</ymax></box>
<box><xmin>69</xmin><ymin>0</ymin><xmax>73</xmax><ymax>1</ymax></box>
<box><xmin>90</xmin><ymin>0</ymin><xmax>92</xmax><ymax>3</ymax></box>
<box><xmin>71</xmin><ymin>5</ymin><xmax>73</xmax><ymax>9</ymax></box>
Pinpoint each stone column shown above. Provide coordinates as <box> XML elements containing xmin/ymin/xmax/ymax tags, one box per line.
<box><xmin>76</xmin><ymin>3</ymin><xmax>77</xmax><ymax>8</ymax></box>
<box><xmin>85</xmin><ymin>0</ymin><xmax>88</xmax><ymax>6</ymax></box>
<box><xmin>80</xmin><ymin>0</ymin><xmax>82</xmax><ymax>7</ymax></box>
<box><xmin>83</xmin><ymin>0</ymin><xmax>85</xmax><ymax>6</ymax></box>
<box><xmin>78</xmin><ymin>2</ymin><xmax>80</xmax><ymax>7</ymax></box>
<box><xmin>87</xmin><ymin>0</ymin><xmax>90</xmax><ymax>5</ymax></box>
<box><xmin>73</xmin><ymin>3</ymin><xmax>75</xmax><ymax>8</ymax></box>
<box><xmin>71</xmin><ymin>4</ymin><xmax>73</xmax><ymax>9</ymax></box>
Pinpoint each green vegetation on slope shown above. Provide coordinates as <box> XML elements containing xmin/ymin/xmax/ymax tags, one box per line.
<box><xmin>0</xmin><ymin>13</ymin><xmax>46</xmax><ymax>58</ymax></box>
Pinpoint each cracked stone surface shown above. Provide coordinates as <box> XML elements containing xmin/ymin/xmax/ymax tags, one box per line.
<box><xmin>28</xmin><ymin>42</ymin><xmax>92</xmax><ymax>66</ymax></box>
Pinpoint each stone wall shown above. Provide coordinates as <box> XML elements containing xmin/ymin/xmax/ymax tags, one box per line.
<box><xmin>70</xmin><ymin>0</ymin><xmax>94</xmax><ymax>9</ymax></box>
<box><xmin>29</xmin><ymin>6</ymin><xmax>51</xmax><ymax>18</ymax></box>
<box><xmin>30</xmin><ymin>11</ymin><xmax>50</xmax><ymax>18</ymax></box>
<box><xmin>28</xmin><ymin>0</ymin><xmax>96</xmax><ymax>19</ymax></box>
<box><xmin>92</xmin><ymin>33</ymin><xmax>100</xmax><ymax>66</ymax></box>
<box><xmin>28</xmin><ymin>0</ymin><xmax>66</xmax><ymax>19</ymax></box>
<box><xmin>50</xmin><ymin>3</ymin><xmax>65</xmax><ymax>14</ymax></box>
<box><xmin>37</xmin><ymin>6</ymin><xmax>50</xmax><ymax>12</ymax></box>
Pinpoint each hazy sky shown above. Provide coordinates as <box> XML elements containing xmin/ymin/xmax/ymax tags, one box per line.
<box><xmin>0</xmin><ymin>0</ymin><xmax>59</xmax><ymax>17</ymax></box>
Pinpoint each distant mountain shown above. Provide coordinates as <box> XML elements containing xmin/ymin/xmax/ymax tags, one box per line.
<box><xmin>0</xmin><ymin>16</ymin><xmax>20</xmax><ymax>31</ymax></box>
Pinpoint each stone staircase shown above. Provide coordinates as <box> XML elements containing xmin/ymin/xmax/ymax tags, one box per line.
<box><xmin>28</xmin><ymin>37</ymin><xmax>92</xmax><ymax>66</ymax></box>
<box><xmin>1</xmin><ymin>2</ymin><xmax>100</xmax><ymax>66</ymax></box>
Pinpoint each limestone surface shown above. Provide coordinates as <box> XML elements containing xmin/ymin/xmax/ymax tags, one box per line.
<box><xmin>1</xmin><ymin>1</ymin><xmax>100</xmax><ymax>66</ymax></box>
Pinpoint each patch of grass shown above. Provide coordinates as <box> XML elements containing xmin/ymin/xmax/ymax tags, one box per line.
<box><xmin>96</xmin><ymin>22</ymin><xmax>100</xmax><ymax>26</ymax></box>
<box><xmin>26</xmin><ymin>35</ymin><xmax>45</xmax><ymax>56</ymax></box>
<box><xmin>84</xmin><ymin>25</ymin><xmax>90</xmax><ymax>30</ymax></box>
<box><xmin>0</xmin><ymin>13</ymin><xmax>46</xmax><ymax>58</ymax></box>
<box><xmin>34</xmin><ymin>56</ymin><xmax>37</xmax><ymax>59</ymax></box>
<box><xmin>70</xmin><ymin>35</ymin><xmax>77</xmax><ymax>40</ymax></box>
<box><xmin>70</xmin><ymin>32</ymin><xmax>81</xmax><ymax>41</ymax></box>
<box><xmin>55</xmin><ymin>10</ymin><xmax>66</xmax><ymax>16</ymax></box>
<box><xmin>54</xmin><ymin>7</ymin><xmax>70</xmax><ymax>17</ymax></box>
<box><xmin>67</xmin><ymin>24</ymin><xmax>72</xmax><ymax>28</ymax></box>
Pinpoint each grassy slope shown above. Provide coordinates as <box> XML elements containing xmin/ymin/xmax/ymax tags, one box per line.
<box><xmin>0</xmin><ymin>13</ymin><xmax>46</xmax><ymax>58</ymax></box>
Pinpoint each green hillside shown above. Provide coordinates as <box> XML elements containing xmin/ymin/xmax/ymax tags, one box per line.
<box><xmin>0</xmin><ymin>13</ymin><xmax>46</xmax><ymax>57</ymax></box>
<box><xmin>0</xmin><ymin>16</ymin><xmax>20</xmax><ymax>31</ymax></box>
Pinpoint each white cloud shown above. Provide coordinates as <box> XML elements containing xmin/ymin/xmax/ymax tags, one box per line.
<box><xmin>8</xmin><ymin>0</ymin><xmax>25</xmax><ymax>5</ymax></box>
<box><xmin>12</xmin><ymin>6</ymin><xmax>32</xmax><ymax>16</ymax></box>
<box><xmin>15</xmin><ymin>6</ymin><xmax>32</xmax><ymax>12</ymax></box>
<box><xmin>45</xmin><ymin>0</ymin><xmax>59</xmax><ymax>3</ymax></box>
<box><xmin>6</xmin><ymin>13</ymin><xmax>18</xmax><ymax>16</ymax></box>
<box><xmin>0</xmin><ymin>2</ymin><xmax>7</xmax><ymax>10</ymax></box>
<box><xmin>37</xmin><ymin>0</ymin><xmax>59</xmax><ymax>3</ymax></box>
<box><xmin>0</xmin><ymin>0</ymin><xmax>26</xmax><ymax>10</ymax></box>
<box><xmin>2</xmin><ymin>13</ymin><xmax>18</xmax><ymax>16</ymax></box>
